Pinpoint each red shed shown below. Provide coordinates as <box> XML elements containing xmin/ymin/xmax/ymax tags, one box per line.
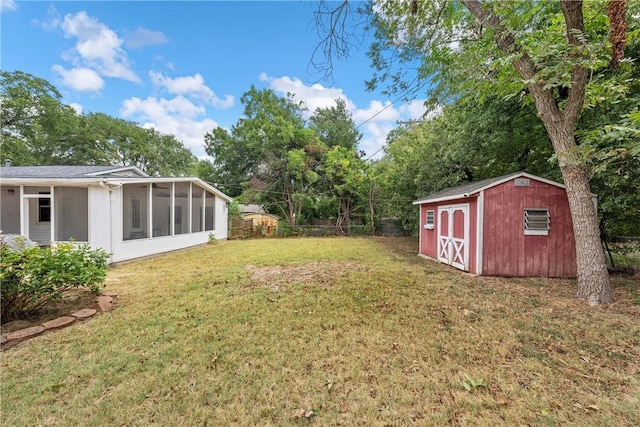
<box><xmin>413</xmin><ymin>172</ymin><xmax>578</xmax><ymax>278</ymax></box>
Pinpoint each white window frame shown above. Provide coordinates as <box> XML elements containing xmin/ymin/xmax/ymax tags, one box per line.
<box><xmin>424</xmin><ymin>210</ymin><xmax>435</xmax><ymax>230</ymax></box>
<box><xmin>37</xmin><ymin>193</ymin><xmax>51</xmax><ymax>223</ymax></box>
<box><xmin>524</xmin><ymin>208</ymin><xmax>550</xmax><ymax>236</ymax></box>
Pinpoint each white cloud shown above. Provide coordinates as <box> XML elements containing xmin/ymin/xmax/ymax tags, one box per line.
<box><xmin>121</xmin><ymin>96</ymin><xmax>219</xmax><ymax>154</ymax></box>
<box><xmin>1</xmin><ymin>0</ymin><xmax>17</xmax><ymax>12</ymax></box>
<box><xmin>122</xmin><ymin>27</ymin><xmax>168</xmax><ymax>49</ymax></box>
<box><xmin>52</xmin><ymin>65</ymin><xmax>104</xmax><ymax>92</ymax></box>
<box><xmin>149</xmin><ymin>71</ymin><xmax>234</xmax><ymax>109</ymax></box>
<box><xmin>360</xmin><ymin>122</ymin><xmax>396</xmax><ymax>159</ymax></box>
<box><xmin>352</xmin><ymin>100</ymin><xmax>401</xmax><ymax>124</ymax></box>
<box><xmin>259</xmin><ymin>73</ymin><xmax>355</xmax><ymax>115</ymax></box>
<box><xmin>68</xmin><ymin>103</ymin><xmax>84</xmax><ymax>114</ymax></box>
<box><xmin>398</xmin><ymin>100</ymin><xmax>428</xmax><ymax>121</ymax></box>
<box><xmin>57</xmin><ymin>11</ymin><xmax>140</xmax><ymax>83</ymax></box>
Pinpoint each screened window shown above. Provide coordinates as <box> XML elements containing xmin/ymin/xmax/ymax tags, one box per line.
<box><xmin>191</xmin><ymin>185</ymin><xmax>204</xmax><ymax>233</ymax></box>
<box><xmin>131</xmin><ymin>199</ymin><xmax>141</xmax><ymax>229</ymax></box>
<box><xmin>524</xmin><ymin>209</ymin><xmax>550</xmax><ymax>235</ymax></box>
<box><xmin>174</xmin><ymin>182</ymin><xmax>189</xmax><ymax>235</ymax></box>
<box><xmin>152</xmin><ymin>183</ymin><xmax>170</xmax><ymax>237</ymax></box>
<box><xmin>123</xmin><ymin>183</ymin><xmax>149</xmax><ymax>240</ymax></box>
<box><xmin>204</xmin><ymin>191</ymin><xmax>215</xmax><ymax>231</ymax></box>
<box><xmin>424</xmin><ymin>210</ymin><xmax>435</xmax><ymax>230</ymax></box>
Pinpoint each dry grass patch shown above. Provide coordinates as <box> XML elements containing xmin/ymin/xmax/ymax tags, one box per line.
<box><xmin>245</xmin><ymin>261</ymin><xmax>367</xmax><ymax>291</ymax></box>
<box><xmin>1</xmin><ymin>237</ymin><xmax>638</xmax><ymax>426</ymax></box>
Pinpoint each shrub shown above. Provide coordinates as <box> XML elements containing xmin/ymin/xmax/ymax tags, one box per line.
<box><xmin>0</xmin><ymin>243</ymin><xmax>110</xmax><ymax>322</ymax></box>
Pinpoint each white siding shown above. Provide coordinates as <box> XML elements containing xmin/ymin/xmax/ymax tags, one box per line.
<box><xmin>0</xmin><ymin>186</ymin><xmax>20</xmax><ymax>234</ymax></box>
<box><xmin>88</xmin><ymin>186</ymin><xmax>113</xmax><ymax>257</ymax></box>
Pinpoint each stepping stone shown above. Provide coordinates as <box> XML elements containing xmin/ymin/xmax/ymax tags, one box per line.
<box><xmin>71</xmin><ymin>308</ymin><xmax>97</xmax><ymax>319</ymax></box>
<box><xmin>99</xmin><ymin>290</ymin><xmax>118</xmax><ymax>297</ymax></box>
<box><xmin>95</xmin><ymin>296</ymin><xmax>114</xmax><ymax>312</ymax></box>
<box><xmin>43</xmin><ymin>316</ymin><xmax>76</xmax><ymax>330</ymax></box>
<box><xmin>5</xmin><ymin>326</ymin><xmax>46</xmax><ymax>342</ymax></box>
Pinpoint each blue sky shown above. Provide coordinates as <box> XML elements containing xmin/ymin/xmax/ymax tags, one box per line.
<box><xmin>1</xmin><ymin>0</ymin><xmax>426</xmax><ymax>159</ymax></box>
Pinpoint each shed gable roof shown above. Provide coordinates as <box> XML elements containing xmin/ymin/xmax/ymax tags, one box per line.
<box><xmin>413</xmin><ymin>172</ymin><xmax>566</xmax><ymax>205</ymax></box>
<box><xmin>0</xmin><ymin>165</ymin><xmax>148</xmax><ymax>179</ymax></box>
<box><xmin>239</xmin><ymin>204</ymin><xmax>265</xmax><ymax>214</ymax></box>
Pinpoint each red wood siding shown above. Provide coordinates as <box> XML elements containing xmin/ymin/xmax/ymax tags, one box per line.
<box><xmin>482</xmin><ymin>179</ymin><xmax>576</xmax><ymax>277</ymax></box>
<box><xmin>419</xmin><ymin>197</ymin><xmax>478</xmax><ymax>273</ymax></box>
<box><xmin>420</xmin><ymin>205</ymin><xmax>438</xmax><ymax>258</ymax></box>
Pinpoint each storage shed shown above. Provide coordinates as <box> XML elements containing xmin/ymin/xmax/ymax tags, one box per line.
<box><xmin>413</xmin><ymin>172</ymin><xmax>578</xmax><ymax>278</ymax></box>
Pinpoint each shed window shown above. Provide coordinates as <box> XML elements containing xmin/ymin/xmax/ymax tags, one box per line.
<box><xmin>425</xmin><ymin>210</ymin><xmax>435</xmax><ymax>229</ymax></box>
<box><xmin>524</xmin><ymin>209</ymin><xmax>549</xmax><ymax>235</ymax></box>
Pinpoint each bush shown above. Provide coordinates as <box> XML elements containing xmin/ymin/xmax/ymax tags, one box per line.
<box><xmin>0</xmin><ymin>243</ymin><xmax>110</xmax><ymax>322</ymax></box>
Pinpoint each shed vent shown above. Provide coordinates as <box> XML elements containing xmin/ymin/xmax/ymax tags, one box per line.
<box><xmin>524</xmin><ymin>209</ymin><xmax>550</xmax><ymax>235</ymax></box>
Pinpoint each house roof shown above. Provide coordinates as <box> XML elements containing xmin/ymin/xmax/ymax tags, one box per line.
<box><xmin>413</xmin><ymin>172</ymin><xmax>566</xmax><ymax>205</ymax></box>
<box><xmin>0</xmin><ymin>165</ymin><xmax>232</xmax><ymax>202</ymax></box>
<box><xmin>239</xmin><ymin>204</ymin><xmax>265</xmax><ymax>214</ymax></box>
<box><xmin>0</xmin><ymin>165</ymin><xmax>148</xmax><ymax>178</ymax></box>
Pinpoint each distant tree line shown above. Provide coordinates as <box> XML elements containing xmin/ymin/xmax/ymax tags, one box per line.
<box><xmin>2</xmin><ymin>41</ymin><xmax>638</xmax><ymax>240</ymax></box>
<box><xmin>1</xmin><ymin>70</ymin><xmax>196</xmax><ymax>176</ymax></box>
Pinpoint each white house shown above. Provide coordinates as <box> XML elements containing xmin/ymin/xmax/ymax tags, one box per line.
<box><xmin>0</xmin><ymin>165</ymin><xmax>232</xmax><ymax>263</ymax></box>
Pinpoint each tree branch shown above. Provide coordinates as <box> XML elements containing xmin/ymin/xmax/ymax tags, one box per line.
<box><xmin>560</xmin><ymin>0</ymin><xmax>589</xmax><ymax>126</ymax></box>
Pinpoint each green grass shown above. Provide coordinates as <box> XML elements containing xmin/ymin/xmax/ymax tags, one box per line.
<box><xmin>2</xmin><ymin>237</ymin><xmax>639</xmax><ymax>426</ymax></box>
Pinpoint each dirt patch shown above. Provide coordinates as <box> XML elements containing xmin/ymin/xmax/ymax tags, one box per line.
<box><xmin>246</xmin><ymin>261</ymin><xmax>367</xmax><ymax>291</ymax></box>
<box><xmin>1</xmin><ymin>288</ymin><xmax>99</xmax><ymax>334</ymax></box>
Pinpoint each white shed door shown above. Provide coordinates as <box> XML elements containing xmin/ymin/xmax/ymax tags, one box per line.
<box><xmin>437</xmin><ymin>204</ymin><xmax>469</xmax><ymax>271</ymax></box>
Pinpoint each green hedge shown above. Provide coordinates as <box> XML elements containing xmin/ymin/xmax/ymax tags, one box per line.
<box><xmin>0</xmin><ymin>243</ymin><xmax>110</xmax><ymax>322</ymax></box>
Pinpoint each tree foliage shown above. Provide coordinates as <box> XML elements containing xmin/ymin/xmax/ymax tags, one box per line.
<box><xmin>0</xmin><ymin>70</ymin><xmax>197</xmax><ymax>176</ymax></box>
<box><xmin>351</xmin><ymin>0</ymin><xmax>640</xmax><ymax>304</ymax></box>
<box><xmin>204</xmin><ymin>88</ymin><xmax>368</xmax><ymax>229</ymax></box>
<box><xmin>309</xmin><ymin>98</ymin><xmax>362</xmax><ymax>150</ymax></box>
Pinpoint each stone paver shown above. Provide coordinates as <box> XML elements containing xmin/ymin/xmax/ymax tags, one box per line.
<box><xmin>99</xmin><ymin>290</ymin><xmax>118</xmax><ymax>297</ymax></box>
<box><xmin>2</xmin><ymin>291</ymin><xmax>118</xmax><ymax>349</ymax></box>
<box><xmin>95</xmin><ymin>296</ymin><xmax>113</xmax><ymax>312</ymax></box>
<box><xmin>71</xmin><ymin>308</ymin><xmax>97</xmax><ymax>319</ymax></box>
<box><xmin>43</xmin><ymin>316</ymin><xmax>77</xmax><ymax>330</ymax></box>
<box><xmin>5</xmin><ymin>326</ymin><xmax>46</xmax><ymax>342</ymax></box>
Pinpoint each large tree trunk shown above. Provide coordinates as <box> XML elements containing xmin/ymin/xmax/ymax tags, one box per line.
<box><xmin>461</xmin><ymin>0</ymin><xmax>613</xmax><ymax>304</ymax></box>
<box><xmin>540</xmin><ymin>121</ymin><xmax>613</xmax><ymax>304</ymax></box>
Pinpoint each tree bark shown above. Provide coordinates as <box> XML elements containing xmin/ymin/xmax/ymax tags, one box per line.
<box><xmin>539</xmin><ymin>123</ymin><xmax>613</xmax><ymax>304</ymax></box>
<box><xmin>461</xmin><ymin>0</ymin><xmax>613</xmax><ymax>304</ymax></box>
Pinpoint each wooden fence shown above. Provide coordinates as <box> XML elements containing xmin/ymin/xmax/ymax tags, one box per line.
<box><xmin>228</xmin><ymin>219</ymin><xmax>253</xmax><ymax>240</ymax></box>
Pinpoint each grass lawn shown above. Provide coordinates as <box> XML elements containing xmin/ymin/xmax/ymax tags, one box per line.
<box><xmin>1</xmin><ymin>237</ymin><xmax>638</xmax><ymax>426</ymax></box>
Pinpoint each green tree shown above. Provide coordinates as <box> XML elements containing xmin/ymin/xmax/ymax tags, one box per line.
<box><xmin>1</xmin><ymin>71</ymin><xmax>196</xmax><ymax>176</ymax></box>
<box><xmin>319</xmin><ymin>0</ymin><xmax>637</xmax><ymax>304</ymax></box>
<box><xmin>323</xmin><ymin>145</ymin><xmax>369</xmax><ymax>233</ymax></box>
<box><xmin>72</xmin><ymin>112</ymin><xmax>196</xmax><ymax>176</ymax></box>
<box><xmin>309</xmin><ymin>98</ymin><xmax>362</xmax><ymax>150</ymax></box>
<box><xmin>204</xmin><ymin>87</ymin><xmax>316</xmax><ymax>226</ymax></box>
<box><xmin>1</xmin><ymin>70</ymin><xmax>80</xmax><ymax>165</ymax></box>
